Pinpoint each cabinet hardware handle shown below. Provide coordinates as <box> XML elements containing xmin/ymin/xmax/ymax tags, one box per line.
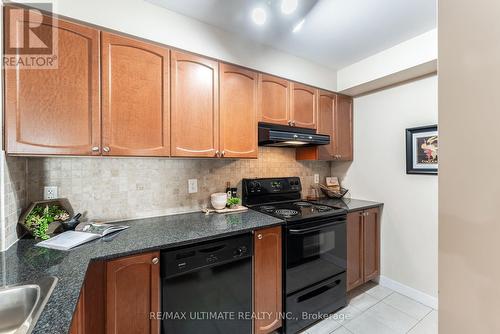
<box><xmin>91</xmin><ymin>146</ymin><xmax>99</xmax><ymax>152</ymax></box>
<box><xmin>215</xmin><ymin>150</ymin><xmax>220</xmax><ymax>157</ymax></box>
<box><xmin>293</xmin><ymin>134</ymin><xmax>298</xmax><ymax>138</ymax></box>
<box><xmin>292</xmin><ymin>121</ymin><xmax>296</xmax><ymax>126</ymax></box>
<box><xmin>221</xmin><ymin>151</ymin><xmax>225</xmax><ymax>157</ymax></box>
<box><xmin>257</xmin><ymin>234</ymin><xmax>263</xmax><ymax>240</ymax></box>
<box><xmin>152</xmin><ymin>257</ymin><xmax>159</xmax><ymax>265</ymax></box>
<box><xmin>288</xmin><ymin>120</ymin><xmax>292</xmax><ymax>125</ymax></box>
<box><xmin>103</xmin><ymin>146</ymin><xmax>110</xmax><ymax>152</ymax></box>
<box><xmin>308</xmin><ymin>136</ymin><xmax>313</xmax><ymax>139</ymax></box>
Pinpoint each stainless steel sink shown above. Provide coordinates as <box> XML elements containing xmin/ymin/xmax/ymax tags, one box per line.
<box><xmin>0</xmin><ymin>276</ymin><xmax>58</xmax><ymax>334</ymax></box>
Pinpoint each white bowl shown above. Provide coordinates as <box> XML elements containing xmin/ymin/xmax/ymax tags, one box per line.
<box><xmin>211</xmin><ymin>193</ymin><xmax>228</xmax><ymax>210</ymax></box>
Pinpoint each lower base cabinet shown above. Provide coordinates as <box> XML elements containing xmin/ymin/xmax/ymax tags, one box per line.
<box><xmin>347</xmin><ymin>207</ymin><xmax>381</xmax><ymax>291</ymax></box>
<box><xmin>253</xmin><ymin>226</ymin><xmax>282</xmax><ymax>334</ymax></box>
<box><xmin>69</xmin><ymin>251</ymin><xmax>160</xmax><ymax>334</ymax></box>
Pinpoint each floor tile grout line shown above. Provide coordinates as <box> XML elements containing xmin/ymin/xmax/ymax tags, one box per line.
<box><xmin>404</xmin><ymin>309</ymin><xmax>435</xmax><ymax>333</ymax></box>
<box><xmin>381</xmin><ymin>293</ymin><xmax>433</xmax><ymax>322</ymax></box>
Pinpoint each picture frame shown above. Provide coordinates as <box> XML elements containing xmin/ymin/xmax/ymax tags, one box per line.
<box><xmin>406</xmin><ymin>125</ymin><xmax>438</xmax><ymax>175</ymax></box>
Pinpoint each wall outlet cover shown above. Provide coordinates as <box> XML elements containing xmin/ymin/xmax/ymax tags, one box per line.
<box><xmin>188</xmin><ymin>179</ymin><xmax>198</xmax><ymax>193</ymax></box>
<box><xmin>314</xmin><ymin>174</ymin><xmax>320</xmax><ymax>184</ymax></box>
<box><xmin>44</xmin><ymin>186</ymin><xmax>58</xmax><ymax>200</ymax></box>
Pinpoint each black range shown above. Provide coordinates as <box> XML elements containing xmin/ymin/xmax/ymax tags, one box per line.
<box><xmin>243</xmin><ymin>177</ymin><xmax>348</xmax><ymax>334</ymax></box>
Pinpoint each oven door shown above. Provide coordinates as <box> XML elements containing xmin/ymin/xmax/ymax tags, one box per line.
<box><xmin>285</xmin><ymin>216</ymin><xmax>347</xmax><ymax>294</ymax></box>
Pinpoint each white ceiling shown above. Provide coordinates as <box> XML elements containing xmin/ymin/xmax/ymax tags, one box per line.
<box><xmin>147</xmin><ymin>0</ymin><xmax>436</xmax><ymax>70</ymax></box>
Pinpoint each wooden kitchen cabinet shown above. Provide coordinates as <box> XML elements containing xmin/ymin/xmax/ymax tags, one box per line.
<box><xmin>171</xmin><ymin>51</ymin><xmax>219</xmax><ymax>157</ymax></box>
<box><xmin>296</xmin><ymin>90</ymin><xmax>336</xmax><ymax>160</ymax></box>
<box><xmin>219</xmin><ymin>63</ymin><xmax>258</xmax><ymax>158</ymax></box>
<box><xmin>4</xmin><ymin>9</ymin><xmax>100</xmax><ymax>155</ymax></box>
<box><xmin>259</xmin><ymin>74</ymin><xmax>290</xmax><ymax>126</ymax></box>
<box><xmin>101</xmin><ymin>32</ymin><xmax>170</xmax><ymax>156</ymax></box>
<box><xmin>347</xmin><ymin>207</ymin><xmax>380</xmax><ymax>291</ymax></box>
<box><xmin>333</xmin><ymin>95</ymin><xmax>353</xmax><ymax>161</ymax></box>
<box><xmin>254</xmin><ymin>226</ymin><xmax>282</xmax><ymax>334</ymax></box>
<box><xmin>290</xmin><ymin>83</ymin><xmax>317</xmax><ymax>129</ymax></box>
<box><xmin>69</xmin><ymin>261</ymin><xmax>106</xmax><ymax>334</ymax></box>
<box><xmin>106</xmin><ymin>251</ymin><xmax>160</xmax><ymax>334</ymax></box>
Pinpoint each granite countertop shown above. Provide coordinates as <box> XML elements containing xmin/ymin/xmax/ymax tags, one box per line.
<box><xmin>0</xmin><ymin>210</ymin><xmax>283</xmax><ymax>334</ymax></box>
<box><xmin>314</xmin><ymin>197</ymin><xmax>383</xmax><ymax>212</ymax></box>
<box><xmin>0</xmin><ymin>198</ymin><xmax>382</xmax><ymax>334</ymax></box>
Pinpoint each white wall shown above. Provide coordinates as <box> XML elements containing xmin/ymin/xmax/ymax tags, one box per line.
<box><xmin>26</xmin><ymin>0</ymin><xmax>337</xmax><ymax>91</ymax></box>
<box><xmin>332</xmin><ymin>75</ymin><xmax>438</xmax><ymax>301</ymax></box>
<box><xmin>337</xmin><ymin>29</ymin><xmax>437</xmax><ymax>96</ymax></box>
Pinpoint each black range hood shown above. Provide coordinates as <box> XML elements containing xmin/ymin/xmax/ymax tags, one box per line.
<box><xmin>258</xmin><ymin>123</ymin><xmax>330</xmax><ymax>147</ymax></box>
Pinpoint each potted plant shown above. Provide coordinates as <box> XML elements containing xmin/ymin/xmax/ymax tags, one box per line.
<box><xmin>227</xmin><ymin>197</ymin><xmax>241</xmax><ymax>209</ymax></box>
<box><xmin>19</xmin><ymin>199</ymin><xmax>73</xmax><ymax>240</ymax></box>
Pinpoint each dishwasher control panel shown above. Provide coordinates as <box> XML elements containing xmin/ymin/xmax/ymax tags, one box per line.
<box><xmin>161</xmin><ymin>233</ymin><xmax>253</xmax><ymax>278</ymax></box>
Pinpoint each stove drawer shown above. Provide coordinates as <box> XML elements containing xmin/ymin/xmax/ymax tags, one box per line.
<box><xmin>285</xmin><ymin>272</ymin><xmax>347</xmax><ymax>334</ymax></box>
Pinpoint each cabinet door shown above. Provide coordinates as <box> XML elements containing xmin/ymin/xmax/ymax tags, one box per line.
<box><xmin>334</xmin><ymin>95</ymin><xmax>353</xmax><ymax>161</ymax></box>
<box><xmin>4</xmin><ymin>9</ymin><xmax>100</xmax><ymax>155</ymax></box>
<box><xmin>259</xmin><ymin>74</ymin><xmax>290</xmax><ymax>126</ymax></box>
<box><xmin>69</xmin><ymin>289</ymin><xmax>85</xmax><ymax>334</ymax></box>
<box><xmin>347</xmin><ymin>211</ymin><xmax>364</xmax><ymax>291</ymax></box>
<box><xmin>101</xmin><ymin>33</ymin><xmax>170</xmax><ymax>156</ymax></box>
<box><xmin>363</xmin><ymin>208</ymin><xmax>380</xmax><ymax>281</ymax></box>
<box><xmin>106</xmin><ymin>252</ymin><xmax>160</xmax><ymax>334</ymax></box>
<box><xmin>219</xmin><ymin>63</ymin><xmax>258</xmax><ymax>158</ymax></box>
<box><xmin>317</xmin><ymin>91</ymin><xmax>336</xmax><ymax>159</ymax></box>
<box><xmin>291</xmin><ymin>83</ymin><xmax>317</xmax><ymax>129</ymax></box>
<box><xmin>171</xmin><ymin>51</ymin><xmax>219</xmax><ymax>157</ymax></box>
<box><xmin>254</xmin><ymin>226</ymin><xmax>282</xmax><ymax>334</ymax></box>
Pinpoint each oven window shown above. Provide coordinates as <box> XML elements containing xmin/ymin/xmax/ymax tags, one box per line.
<box><xmin>286</xmin><ymin>221</ymin><xmax>346</xmax><ymax>294</ymax></box>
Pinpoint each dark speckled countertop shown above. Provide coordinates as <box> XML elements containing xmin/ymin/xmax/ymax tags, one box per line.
<box><xmin>0</xmin><ymin>210</ymin><xmax>282</xmax><ymax>334</ymax></box>
<box><xmin>0</xmin><ymin>198</ymin><xmax>381</xmax><ymax>334</ymax></box>
<box><xmin>314</xmin><ymin>197</ymin><xmax>383</xmax><ymax>212</ymax></box>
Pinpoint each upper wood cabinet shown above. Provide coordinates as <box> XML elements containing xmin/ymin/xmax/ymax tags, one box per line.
<box><xmin>106</xmin><ymin>251</ymin><xmax>160</xmax><ymax>334</ymax></box>
<box><xmin>4</xmin><ymin>11</ymin><xmax>100</xmax><ymax>155</ymax></box>
<box><xmin>101</xmin><ymin>32</ymin><xmax>170</xmax><ymax>156</ymax></box>
<box><xmin>259</xmin><ymin>74</ymin><xmax>290</xmax><ymax>126</ymax></box>
<box><xmin>333</xmin><ymin>95</ymin><xmax>354</xmax><ymax>161</ymax></box>
<box><xmin>295</xmin><ymin>90</ymin><xmax>335</xmax><ymax>160</ymax></box>
<box><xmin>254</xmin><ymin>226</ymin><xmax>282</xmax><ymax>334</ymax></box>
<box><xmin>171</xmin><ymin>51</ymin><xmax>219</xmax><ymax>157</ymax></box>
<box><xmin>219</xmin><ymin>63</ymin><xmax>258</xmax><ymax>158</ymax></box>
<box><xmin>290</xmin><ymin>83</ymin><xmax>317</xmax><ymax>129</ymax></box>
<box><xmin>346</xmin><ymin>207</ymin><xmax>380</xmax><ymax>292</ymax></box>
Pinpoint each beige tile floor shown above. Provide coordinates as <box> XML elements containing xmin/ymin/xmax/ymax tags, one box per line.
<box><xmin>301</xmin><ymin>282</ymin><xmax>437</xmax><ymax>334</ymax></box>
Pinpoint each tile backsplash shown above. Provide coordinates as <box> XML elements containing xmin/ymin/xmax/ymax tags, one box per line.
<box><xmin>26</xmin><ymin>147</ymin><xmax>330</xmax><ymax>222</ymax></box>
<box><xmin>1</xmin><ymin>154</ymin><xmax>28</xmax><ymax>250</ymax></box>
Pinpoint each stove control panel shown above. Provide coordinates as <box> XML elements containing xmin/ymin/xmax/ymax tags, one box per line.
<box><xmin>242</xmin><ymin>177</ymin><xmax>302</xmax><ymax>205</ymax></box>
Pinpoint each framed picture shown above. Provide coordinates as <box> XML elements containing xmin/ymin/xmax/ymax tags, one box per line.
<box><xmin>406</xmin><ymin>125</ymin><xmax>438</xmax><ymax>175</ymax></box>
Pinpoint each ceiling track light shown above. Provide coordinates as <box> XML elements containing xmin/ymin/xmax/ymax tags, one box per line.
<box><xmin>251</xmin><ymin>7</ymin><xmax>267</xmax><ymax>25</ymax></box>
<box><xmin>281</xmin><ymin>0</ymin><xmax>298</xmax><ymax>15</ymax></box>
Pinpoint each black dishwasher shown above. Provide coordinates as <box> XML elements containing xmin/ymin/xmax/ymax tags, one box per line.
<box><xmin>161</xmin><ymin>234</ymin><xmax>253</xmax><ymax>334</ymax></box>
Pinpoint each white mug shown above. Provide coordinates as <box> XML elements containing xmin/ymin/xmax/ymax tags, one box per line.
<box><xmin>211</xmin><ymin>193</ymin><xmax>228</xmax><ymax>210</ymax></box>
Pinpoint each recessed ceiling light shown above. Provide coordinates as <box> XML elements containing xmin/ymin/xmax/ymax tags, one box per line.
<box><xmin>292</xmin><ymin>19</ymin><xmax>305</xmax><ymax>33</ymax></box>
<box><xmin>281</xmin><ymin>0</ymin><xmax>298</xmax><ymax>15</ymax></box>
<box><xmin>251</xmin><ymin>7</ymin><xmax>267</xmax><ymax>25</ymax></box>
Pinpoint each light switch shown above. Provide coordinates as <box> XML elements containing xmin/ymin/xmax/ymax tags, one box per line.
<box><xmin>188</xmin><ymin>179</ymin><xmax>198</xmax><ymax>193</ymax></box>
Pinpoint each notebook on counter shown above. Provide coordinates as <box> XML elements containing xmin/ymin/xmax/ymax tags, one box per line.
<box><xmin>37</xmin><ymin>223</ymin><xmax>129</xmax><ymax>251</ymax></box>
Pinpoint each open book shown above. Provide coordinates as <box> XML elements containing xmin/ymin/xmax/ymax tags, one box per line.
<box><xmin>37</xmin><ymin>223</ymin><xmax>129</xmax><ymax>251</ymax></box>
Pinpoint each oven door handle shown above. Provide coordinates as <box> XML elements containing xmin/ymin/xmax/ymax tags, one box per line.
<box><xmin>288</xmin><ymin>221</ymin><xmax>345</xmax><ymax>234</ymax></box>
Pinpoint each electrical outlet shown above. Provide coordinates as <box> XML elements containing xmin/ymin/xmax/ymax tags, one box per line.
<box><xmin>314</xmin><ymin>174</ymin><xmax>320</xmax><ymax>184</ymax></box>
<box><xmin>188</xmin><ymin>179</ymin><xmax>198</xmax><ymax>193</ymax></box>
<box><xmin>44</xmin><ymin>186</ymin><xmax>58</xmax><ymax>200</ymax></box>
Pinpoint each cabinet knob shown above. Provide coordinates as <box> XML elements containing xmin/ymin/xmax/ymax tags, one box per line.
<box><xmin>152</xmin><ymin>257</ymin><xmax>159</xmax><ymax>265</ymax></box>
<box><xmin>257</xmin><ymin>234</ymin><xmax>263</xmax><ymax>240</ymax></box>
<box><xmin>215</xmin><ymin>150</ymin><xmax>220</xmax><ymax>157</ymax></box>
<box><xmin>91</xmin><ymin>146</ymin><xmax>99</xmax><ymax>152</ymax></box>
<box><xmin>288</xmin><ymin>120</ymin><xmax>292</xmax><ymax>126</ymax></box>
<box><xmin>292</xmin><ymin>121</ymin><xmax>296</xmax><ymax>126</ymax></box>
<box><xmin>103</xmin><ymin>146</ymin><xmax>110</xmax><ymax>152</ymax></box>
<box><xmin>221</xmin><ymin>151</ymin><xmax>225</xmax><ymax>157</ymax></box>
